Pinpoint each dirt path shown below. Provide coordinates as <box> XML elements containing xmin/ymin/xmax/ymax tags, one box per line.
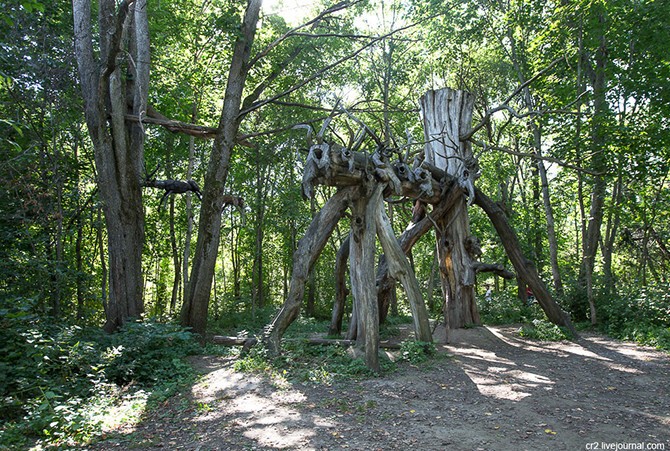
<box><xmin>88</xmin><ymin>326</ymin><xmax>670</xmax><ymax>450</ymax></box>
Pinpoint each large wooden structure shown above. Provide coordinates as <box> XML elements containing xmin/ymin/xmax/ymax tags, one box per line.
<box><xmin>263</xmin><ymin>88</ymin><xmax>574</xmax><ymax>371</ymax></box>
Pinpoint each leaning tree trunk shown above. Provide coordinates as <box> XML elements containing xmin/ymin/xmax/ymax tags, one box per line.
<box><xmin>375</xmin><ymin>187</ymin><xmax>432</xmax><ymax>342</ymax></box>
<box><xmin>181</xmin><ymin>0</ymin><xmax>261</xmax><ymax>335</ymax></box>
<box><xmin>73</xmin><ymin>0</ymin><xmax>148</xmax><ymax>332</ymax></box>
<box><xmin>420</xmin><ymin>88</ymin><xmax>479</xmax><ymax>333</ymax></box>
<box><xmin>475</xmin><ymin>188</ymin><xmax>576</xmax><ymax>336</ymax></box>
<box><xmin>264</xmin><ymin>187</ymin><xmax>358</xmax><ymax>356</ymax></box>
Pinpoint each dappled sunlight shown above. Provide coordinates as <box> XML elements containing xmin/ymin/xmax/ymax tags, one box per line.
<box><xmin>440</xmin><ymin>343</ymin><xmax>516</xmax><ymax>366</ymax></box>
<box><xmin>584</xmin><ymin>335</ymin><xmax>668</xmax><ymax>363</ymax></box>
<box><xmin>458</xmin><ymin>362</ymin><xmax>554</xmax><ymax>401</ymax></box>
<box><xmin>243</xmin><ymin>425</ymin><xmax>316</xmax><ymax>448</ymax></box>
<box><xmin>486</xmin><ymin>326</ymin><xmax>649</xmax><ymax>375</ymax></box>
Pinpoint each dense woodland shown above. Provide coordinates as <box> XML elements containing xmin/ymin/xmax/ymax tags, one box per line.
<box><xmin>1</xmin><ymin>0</ymin><xmax>669</xmax><ymax>447</ymax></box>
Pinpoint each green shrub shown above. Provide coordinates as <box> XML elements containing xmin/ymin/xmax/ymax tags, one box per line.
<box><xmin>103</xmin><ymin>320</ymin><xmax>199</xmax><ymax>386</ymax></box>
<box><xmin>399</xmin><ymin>340</ymin><xmax>435</xmax><ymax>364</ymax></box>
<box><xmin>518</xmin><ymin>319</ymin><xmax>573</xmax><ymax>341</ymax></box>
<box><xmin>598</xmin><ymin>282</ymin><xmax>670</xmax><ymax>351</ymax></box>
<box><xmin>0</xmin><ymin>316</ymin><xmax>200</xmax><ymax>449</ymax></box>
<box><xmin>478</xmin><ymin>290</ymin><xmax>543</xmax><ymax>325</ymax></box>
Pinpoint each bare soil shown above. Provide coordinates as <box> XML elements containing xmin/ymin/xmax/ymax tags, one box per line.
<box><xmin>87</xmin><ymin>325</ymin><xmax>670</xmax><ymax>451</ymax></box>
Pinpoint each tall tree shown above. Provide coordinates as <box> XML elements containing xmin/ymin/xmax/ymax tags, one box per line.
<box><xmin>73</xmin><ymin>0</ymin><xmax>149</xmax><ymax>331</ymax></box>
<box><xmin>180</xmin><ymin>0</ymin><xmax>262</xmax><ymax>334</ymax></box>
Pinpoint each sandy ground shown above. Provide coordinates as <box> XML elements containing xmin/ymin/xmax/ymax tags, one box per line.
<box><xmin>86</xmin><ymin>325</ymin><xmax>670</xmax><ymax>451</ymax></box>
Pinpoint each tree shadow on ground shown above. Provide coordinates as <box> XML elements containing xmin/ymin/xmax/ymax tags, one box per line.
<box><xmin>88</xmin><ymin>326</ymin><xmax>670</xmax><ymax>451</ymax></box>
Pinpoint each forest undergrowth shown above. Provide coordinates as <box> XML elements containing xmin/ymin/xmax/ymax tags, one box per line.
<box><xmin>1</xmin><ymin>284</ymin><xmax>669</xmax><ymax>449</ymax></box>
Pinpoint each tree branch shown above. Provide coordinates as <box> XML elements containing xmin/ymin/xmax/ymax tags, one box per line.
<box><xmin>238</xmin><ymin>15</ymin><xmax>437</xmax><ymax>118</ymax></box>
<box><xmin>461</xmin><ymin>56</ymin><xmax>565</xmax><ymax>141</ymax></box>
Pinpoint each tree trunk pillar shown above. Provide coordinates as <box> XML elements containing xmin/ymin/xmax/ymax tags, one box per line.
<box><xmin>350</xmin><ymin>185</ymin><xmax>381</xmax><ymax>373</ymax></box>
<box><xmin>264</xmin><ymin>187</ymin><xmax>357</xmax><ymax>356</ymax></box>
<box><xmin>420</xmin><ymin>88</ymin><xmax>480</xmax><ymax>335</ymax></box>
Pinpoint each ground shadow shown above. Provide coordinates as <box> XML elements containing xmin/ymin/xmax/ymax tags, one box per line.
<box><xmin>85</xmin><ymin>326</ymin><xmax>670</xmax><ymax>451</ymax></box>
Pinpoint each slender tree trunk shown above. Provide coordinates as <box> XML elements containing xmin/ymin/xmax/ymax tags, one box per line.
<box><xmin>602</xmin><ymin>175</ymin><xmax>623</xmax><ymax>296</ymax></box>
<box><xmin>181</xmin><ymin>0</ymin><xmax>262</xmax><ymax>335</ymax></box>
<box><xmin>579</xmin><ymin>6</ymin><xmax>609</xmax><ymax>325</ymax></box>
<box><xmin>329</xmin><ymin>234</ymin><xmax>350</xmax><ymax>336</ymax></box>
<box><xmin>182</xmin><ymin>108</ymin><xmax>197</xmax><ymax>302</ymax></box>
<box><xmin>252</xmin><ymin>162</ymin><xmax>267</xmax><ymax>314</ymax></box>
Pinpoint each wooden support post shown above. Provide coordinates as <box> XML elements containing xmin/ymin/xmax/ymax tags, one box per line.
<box><xmin>350</xmin><ymin>185</ymin><xmax>381</xmax><ymax>373</ymax></box>
<box><xmin>374</xmin><ymin>187</ymin><xmax>432</xmax><ymax>342</ymax></box>
<box><xmin>264</xmin><ymin>186</ymin><xmax>358</xmax><ymax>356</ymax></box>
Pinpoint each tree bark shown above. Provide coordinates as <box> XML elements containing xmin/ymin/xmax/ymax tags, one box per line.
<box><xmin>579</xmin><ymin>5</ymin><xmax>609</xmax><ymax>325</ymax></box>
<box><xmin>420</xmin><ymin>88</ymin><xmax>479</xmax><ymax>333</ymax></box>
<box><xmin>264</xmin><ymin>187</ymin><xmax>358</xmax><ymax>356</ymax></box>
<box><xmin>73</xmin><ymin>0</ymin><xmax>148</xmax><ymax>332</ymax></box>
<box><xmin>374</xmin><ymin>186</ymin><xmax>432</xmax><ymax>342</ymax></box>
<box><xmin>329</xmin><ymin>234</ymin><xmax>350</xmax><ymax>336</ymax></box>
<box><xmin>350</xmin><ymin>185</ymin><xmax>381</xmax><ymax>373</ymax></box>
<box><xmin>181</xmin><ymin>0</ymin><xmax>262</xmax><ymax>335</ymax></box>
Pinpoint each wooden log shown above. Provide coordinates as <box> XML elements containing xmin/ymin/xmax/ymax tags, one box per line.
<box><xmin>212</xmin><ymin>335</ymin><xmax>401</xmax><ymax>349</ymax></box>
<box><xmin>474</xmin><ymin>187</ymin><xmax>577</xmax><ymax>335</ymax></box>
<box><xmin>473</xmin><ymin>262</ymin><xmax>515</xmax><ymax>279</ymax></box>
<box><xmin>304</xmin><ymin>141</ymin><xmax>445</xmax><ymax>204</ymax></box>
<box><xmin>263</xmin><ymin>186</ymin><xmax>359</xmax><ymax>355</ymax></box>
<box><xmin>350</xmin><ymin>184</ymin><xmax>382</xmax><ymax>373</ymax></box>
<box><xmin>374</xmin><ymin>186</ymin><xmax>432</xmax><ymax>343</ymax></box>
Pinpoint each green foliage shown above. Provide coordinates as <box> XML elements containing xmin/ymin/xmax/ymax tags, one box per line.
<box><xmin>233</xmin><ymin>317</ymin><xmax>402</xmax><ymax>384</ymax></box>
<box><xmin>0</xmin><ymin>315</ymin><xmax>199</xmax><ymax>449</ymax></box>
<box><xmin>478</xmin><ymin>290</ymin><xmax>544</xmax><ymax>325</ymax></box>
<box><xmin>598</xmin><ymin>283</ymin><xmax>670</xmax><ymax>351</ymax></box>
<box><xmin>399</xmin><ymin>340</ymin><xmax>435</xmax><ymax>364</ymax></box>
<box><xmin>518</xmin><ymin>319</ymin><xmax>573</xmax><ymax>341</ymax></box>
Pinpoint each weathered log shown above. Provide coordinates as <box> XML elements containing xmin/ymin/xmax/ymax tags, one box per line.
<box><xmin>350</xmin><ymin>184</ymin><xmax>382</xmax><ymax>373</ymax></box>
<box><xmin>473</xmin><ymin>262</ymin><xmax>516</xmax><ymax>279</ymax></box>
<box><xmin>301</xmin><ymin>140</ymin><xmax>445</xmax><ymax>204</ymax></box>
<box><xmin>375</xmin><ymin>186</ymin><xmax>432</xmax><ymax>342</ymax></box>
<box><xmin>264</xmin><ymin>186</ymin><xmax>358</xmax><ymax>355</ymax></box>
<box><xmin>474</xmin><ymin>188</ymin><xmax>577</xmax><ymax>335</ymax></box>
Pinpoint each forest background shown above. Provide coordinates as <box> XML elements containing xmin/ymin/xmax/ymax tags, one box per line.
<box><xmin>1</xmin><ymin>0</ymin><xmax>669</xmax><ymax>447</ymax></box>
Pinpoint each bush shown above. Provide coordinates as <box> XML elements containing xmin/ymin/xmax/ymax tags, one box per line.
<box><xmin>518</xmin><ymin>319</ymin><xmax>573</xmax><ymax>341</ymax></box>
<box><xmin>478</xmin><ymin>290</ymin><xmax>543</xmax><ymax>325</ymax></box>
<box><xmin>399</xmin><ymin>340</ymin><xmax>435</xmax><ymax>364</ymax></box>
<box><xmin>598</xmin><ymin>282</ymin><xmax>670</xmax><ymax>351</ymax></box>
<box><xmin>0</xmin><ymin>315</ymin><xmax>200</xmax><ymax>449</ymax></box>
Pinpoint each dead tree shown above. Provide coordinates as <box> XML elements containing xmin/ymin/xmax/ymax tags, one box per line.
<box><xmin>421</xmin><ymin>88</ymin><xmax>480</xmax><ymax>339</ymax></box>
<box><xmin>265</xmin><ymin>88</ymin><xmax>576</xmax><ymax>371</ymax></box>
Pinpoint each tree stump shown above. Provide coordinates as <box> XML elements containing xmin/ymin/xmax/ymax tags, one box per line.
<box><xmin>420</xmin><ymin>88</ymin><xmax>480</xmax><ymax>337</ymax></box>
